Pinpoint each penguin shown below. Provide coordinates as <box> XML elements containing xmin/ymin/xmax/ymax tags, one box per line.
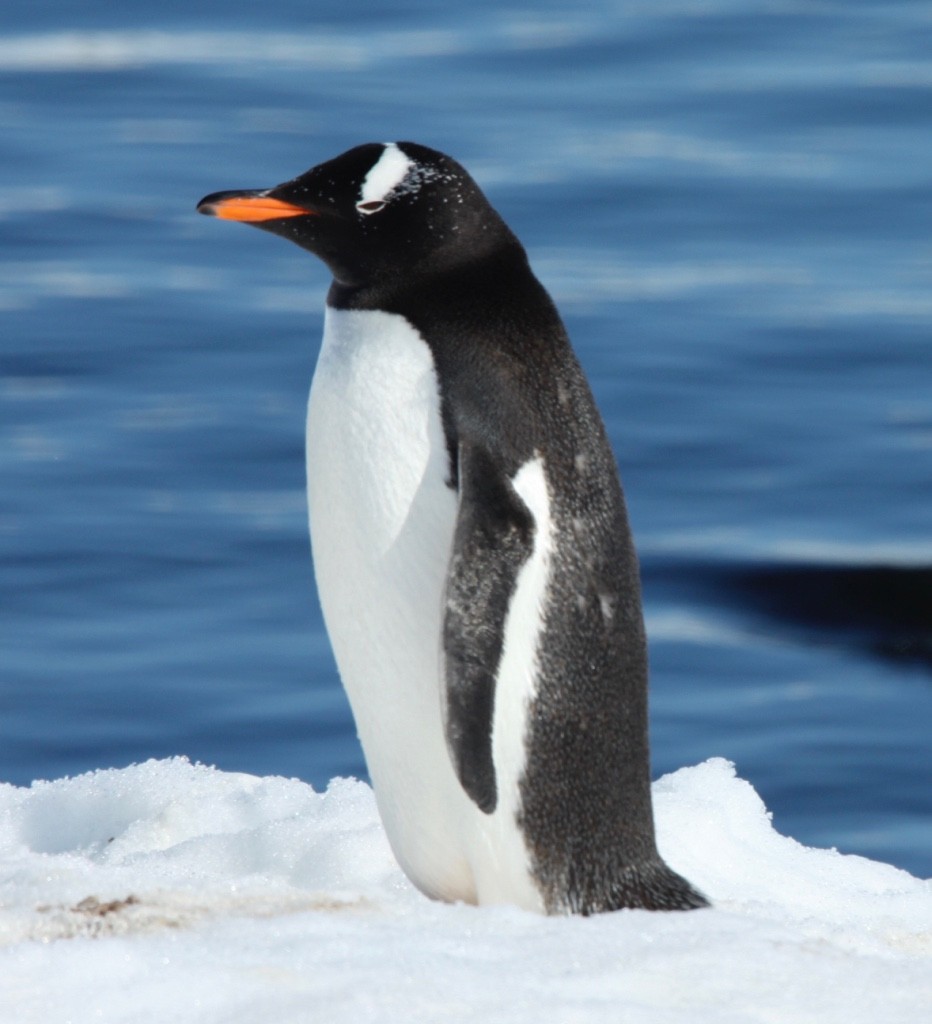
<box><xmin>197</xmin><ymin>142</ymin><xmax>708</xmax><ymax>914</ymax></box>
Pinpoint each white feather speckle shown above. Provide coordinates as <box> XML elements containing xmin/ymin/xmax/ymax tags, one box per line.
<box><xmin>357</xmin><ymin>142</ymin><xmax>449</xmax><ymax>213</ymax></box>
<box><xmin>358</xmin><ymin>143</ymin><xmax>413</xmax><ymax>208</ymax></box>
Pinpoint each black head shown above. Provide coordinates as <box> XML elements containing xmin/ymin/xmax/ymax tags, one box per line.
<box><xmin>197</xmin><ymin>142</ymin><xmax>517</xmax><ymax>292</ymax></box>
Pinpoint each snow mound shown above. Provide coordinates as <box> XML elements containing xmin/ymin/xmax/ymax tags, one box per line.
<box><xmin>0</xmin><ymin>758</ymin><xmax>928</xmax><ymax>1023</ymax></box>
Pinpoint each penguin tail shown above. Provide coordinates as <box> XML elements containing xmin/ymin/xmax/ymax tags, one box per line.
<box><xmin>561</xmin><ymin>859</ymin><xmax>710</xmax><ymax>915</ymax></box>
<box><xmin>602</xmin><ymin>859</ymin><xmax>710</xmax><ymax>913</ymax></box>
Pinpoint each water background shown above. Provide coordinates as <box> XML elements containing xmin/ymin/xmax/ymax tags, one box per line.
<box><xmin>2</xmin><ymin>0</ymin><xmax>930</xmax><ymax>877</ymax></box>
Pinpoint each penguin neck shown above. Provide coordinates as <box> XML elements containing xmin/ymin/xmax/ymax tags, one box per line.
<box><xmin>326</xmin><ymin>229</ymin><xmax>529</xmax><ymax>314</ymax></box>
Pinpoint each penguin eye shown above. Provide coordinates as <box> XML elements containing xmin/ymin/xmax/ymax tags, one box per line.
<box><xmin>356</xmin><ymin>199</ymin><xmax>387</xmax><ymax>215</ymax></box>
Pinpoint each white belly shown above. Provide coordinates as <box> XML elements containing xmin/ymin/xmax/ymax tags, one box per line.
<box><xmin>306</xmin><ymin>306</ymin><xmax>544</xmax><ymax>911</ymax></box>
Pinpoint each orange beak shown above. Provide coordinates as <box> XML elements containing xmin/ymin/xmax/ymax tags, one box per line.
<box><xmin>196</xmin><ymin>191</ymin><xmax>315</xmax><ymax>223</ymax></box>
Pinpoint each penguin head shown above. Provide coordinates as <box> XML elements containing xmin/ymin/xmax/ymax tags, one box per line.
<box><xmin>197</xmin><ymin>142</ymin><xmax>513</xmax><ymax>289</ymax></box>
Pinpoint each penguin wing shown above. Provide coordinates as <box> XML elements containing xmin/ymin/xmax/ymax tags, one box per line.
<box><xmin>442</xmin><ymin>440</ymin><xmax>535</xmax><ymax>814</ymax></box>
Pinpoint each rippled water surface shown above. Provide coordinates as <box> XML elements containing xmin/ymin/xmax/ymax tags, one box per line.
<box><xmin>2</xmin><ymin>0</ymin><xmax>930</xmax><ymax>876</ymax></box>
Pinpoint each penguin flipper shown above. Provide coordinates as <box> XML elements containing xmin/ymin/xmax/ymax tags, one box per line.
<box><xmin>443</xmin><ymin>441</ymin><xmax>535</xmax><ymax>814</ymax></box>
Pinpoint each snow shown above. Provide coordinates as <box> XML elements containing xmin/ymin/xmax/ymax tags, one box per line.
<box><xmin>0</xmin><ymin>758</ymin><xmax>928</xmax><ymax>1023</ymax></box>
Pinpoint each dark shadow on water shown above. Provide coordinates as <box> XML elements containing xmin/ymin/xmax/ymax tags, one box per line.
<box><xmin>645</xmin><ymin>558</ymin><xmax>932</xmax><ymax>671</ymax></box>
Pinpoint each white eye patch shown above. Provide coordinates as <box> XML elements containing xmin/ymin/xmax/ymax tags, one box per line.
<box><xmin>356</xmin><ymin>143</ymin><xmax>413</xmax><ymax>215</ymax></box>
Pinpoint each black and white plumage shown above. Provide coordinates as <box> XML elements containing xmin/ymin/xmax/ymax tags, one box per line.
<box><xmin>197</xmin><ymin>142</ymin><xmax>707</xmax><ymax>914</ymax></box>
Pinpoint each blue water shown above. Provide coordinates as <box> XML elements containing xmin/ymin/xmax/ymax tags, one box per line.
<box><xmin>2</xmin><ymin>1</ymin><xmax>930</xmax><ymax>878</ymax></box>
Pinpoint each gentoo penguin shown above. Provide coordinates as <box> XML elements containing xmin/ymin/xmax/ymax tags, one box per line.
<box><xmin>197</xmin><ymin>142</ymin><xmax>707</xmax><ymax>914</ymax></box>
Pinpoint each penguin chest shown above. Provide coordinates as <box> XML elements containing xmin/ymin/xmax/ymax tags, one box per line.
<box><xmin>305</xmin><ymin>307</ymin><xmax>473</xmax><ymax>897</ymax></box>
<box><xmin>305</xmin><ymin>306</ymin><xmax>548</xmax><ymax>912</ymax></box>
<box><xmin>307</xmin><ymin>307</ymin><xmax>455</xmax><ymax>576</ymax></box>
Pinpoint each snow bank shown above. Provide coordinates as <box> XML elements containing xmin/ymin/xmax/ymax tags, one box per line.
<box><xmin>0</xmin><ymin>758</ymin><xmax>928</xmax><ymax>1023</ymax></box>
